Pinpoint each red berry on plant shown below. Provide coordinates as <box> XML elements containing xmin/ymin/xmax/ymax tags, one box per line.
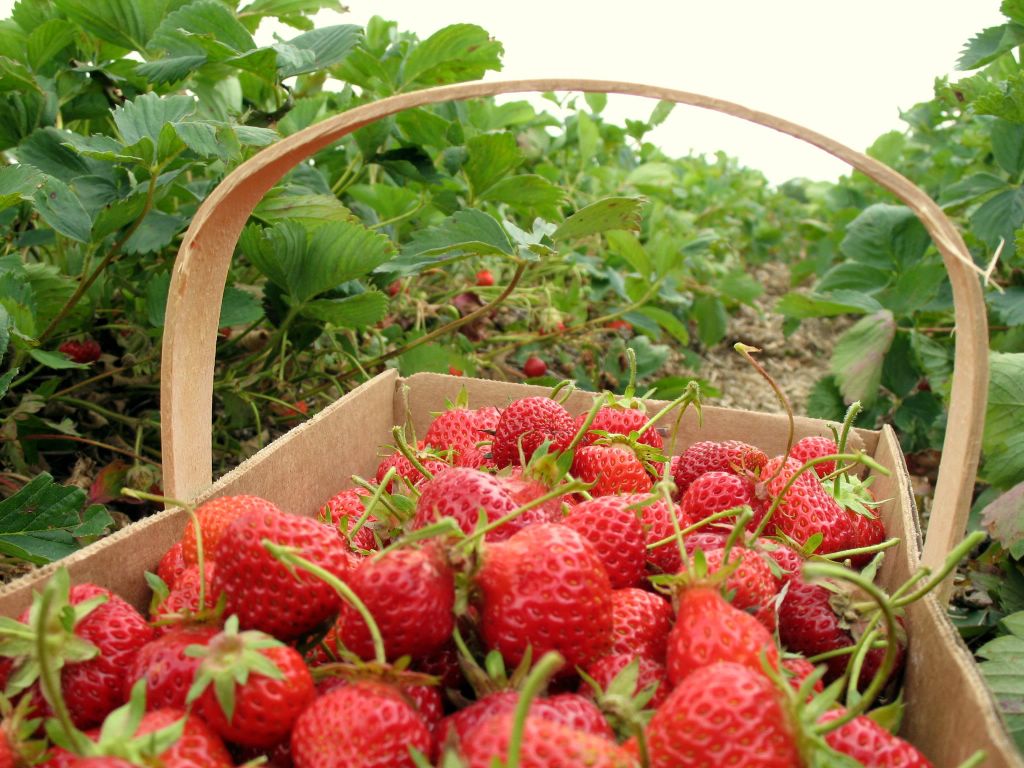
<box><xmin>523</xmin><ymin>356</ymin><xmax>548</xmax><ymax>378</ymax></box>
<box><xmin>475</xmin><ymin>269</ymin><xmax>495</xmax><ymax>286</ymax></box>
<box><xmin>58</xmin><ymin>339</ymin><xmax>101</xmax><ymax>364</ymax></box>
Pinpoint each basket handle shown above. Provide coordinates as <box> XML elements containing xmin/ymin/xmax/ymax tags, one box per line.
<box><xmin>161</xmin><ymin>78</ymin><xmax>987</xmax><ymax>575</ymax></box>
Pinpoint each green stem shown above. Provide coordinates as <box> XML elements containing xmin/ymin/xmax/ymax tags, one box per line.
<box><xmin>833</xmin><ymin>402</ymin><xmax>863</xmax><ymax>496</ymax></box>
<box><xmin>344</xmin><ymin>467</ymin><xmax>395</xmax><ymax>544</ymax></box>
<box><xmin>263</xmin><ymin>541</ymin><xmax>387</xmax><ymax>665</ymax></box>
<box><xmin>391</xmin><ymin>426</ymin><xmax>435</xmax><ymax>484</ymax></box>
<box><xmin>564</xmin><ymin>394</ymin><xmax>608</xmax><ymax>454</ymax></box>
<box><xmin>505</xmin><ymin>653</ymin><xmax>564</xmax><ymax>768</ymax></box>
<box><xmin>456</xmin><ymin>481</ymin><xmax>588</xmax><ymax>550</ymax></box>
<box><xmin>645</xmin><ymin>506</ymin><xmax>747</xmax><ymax>550</ymax></box>
<box><xmin>893</xmin><ymin>531</ymin><xmax>985</xmax><ymax>608</ymax></box>
<box><xmin>816</xmin><ymin>538</ymin><xmax>899</xmax><ymax>563</ymax></box>
<box><xmin>734</xmin><ymin>343</ymin><xmax>795</xmax><ymax>459</ymax></box>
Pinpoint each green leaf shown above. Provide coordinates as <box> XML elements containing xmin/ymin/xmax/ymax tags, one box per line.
<box><xmin>26</xmin><ymin>19</ymin><xmax>75</xmax><ymax>73</ymax></box>
<box><xmin>396</xmin><ymin>340</ymin><xmax>459</xmax><ymax>375</ymax></box>
<box><xmin>301</xmin><ymin>291</ymin><xmax>388</xmax><ymax>329</ymax></box>
<box><xmin>477</xmin><ymin>175</ymin><xmax>566</xmax><ymax>216</ymax></box>
<box><xmin>0</xmin><ymin>368</ymin><xmax>17</xmax><ymax>400</ymax></box>
<box><xmin>151</xmin><ymin>0</ymin><xmax>256</xmax><ymax>57</ymax></box>
<box><xmin>983</xmin><ymin>352</ymin><xmax>1024</xmax><ymax>488</ymax></box>
<box><xmin>605</xmin><ymin>230</ymin><xmax>651</xmax><ymax>277</ymax></box>
<box><xmin>123</xmin><ymin>211</ymin><xmax>186</xmax><ymax>255</ymax></box>
<box><xmin>464</xmin><ymin>133</ymin><xmax>521</xmax><ymax>197</ymax></box>
<box><xmin>276</xmin><ymin>24</ymin><xmax>362</xmax><ymax>78</ymax></box>
<box><xmin>113</xmin><ymin>93</ymin><xmax>196</xmax><ymax>147</ymax></box>
<box><xmin>17</xmin><ymin>128</ymin><xmax>93</xmax><ymax>183</ymax></box>
<box><xmin>0</xmin><ymin>164</ymin><xmax>43</xmax><ymax>210</ymax></box>
<box><xmin>28</xmin><ymin>349</ymin><xmax>88</xmax><ymax>370</ymax></box>
<box><xmin>716</xmin><ymin>272</ymin><xmax>763</xmax><ymax>305</ymax></box>
<box><xmin>910</xmin><ymin>331</ymin><xmax>953</xmax><ymax>394</ymax></box>
<box><xmin>51</xmin><ymin>0</ymin><xmax>167</xmax><ymax>52</ymax></box>
<box><xmin>990</xmin><ymin>287</ymin><xmax>1024</xmax><ymax>326</ymax></box>
<box><xmin>626</xmin><ymin>162</ymin><xmax>676</xmax><ymax>189</ymax></box>
<box><xmin>146</xmin><ymin>273</ymin><xmax>264</xmax><ymax>328</ymax></box>
<box><xmin>829</xmin><ymin>310</ymin><xmax>896</xmax><ymax>406</ymax></box>
<box><xmin>816</xmin><ymin>263</ymin><xmax>891</xmax><ymax>295</ymax></box>
<box><xmin>992</xmin><ymin>119</ymin><xmax>1024</xmax><ymax>176</ymax></box>
<box><xmin>637</xmin><ymin>306</ymin><xmax>689</xmax><ymax>346</ymax></box>
<box><xmin>776</xmin><ymin>290</ymin><xmax>883</xmax><ymax>319</ymax></box>
<box><xmin>649</xmin><ymin>100</ymin><xmax>675</xmax><ymax>127</ymax></box>
<box><xmin>939</xmin><ymin>173</ymin><xmax>1009</xmax><ymax>209</ymax></box>
<box><xmin>72</xmin><ymin>505</ymin><xmax>114</xmax><ymax>538</ymax></box>
<box><xmin>957</xmin><ymin>23</ymin><xmax>1024</xmax><ymax>70</ymax></box>
<box><xmin>254</xmin><ymin>190</ymin><xmax>355</xmax><ymax>226</ymax></box>
<box><xmin>0</xmin><ymin>473</ymin><xmax>101</xmax><ymax>565</ymax></box>
<box><xmin>584</xmin><ymin>93</ymin><xmax>607</xmax><ymax>114</ymax></box>
<box><xmin>33</xmin><ymin>175</ymin><xmax>92</xmax><ymax>243</ymax></box>
<box><xmin>806</xmin><ymin>377</ymin><xmax>847</xmax><ymax>421</ymax></box>
<box><xmin>387</xmin><ymin>209</ymin><xmax>514</xmax><ymax>274</ymax></box>
<box><xmin>345</xmin><ymin>185</ymin><xmax>418</xmax><ymax>223</ymax></box>
<box><xmin>982</xmin><ymin>482</ymin><xmax>1024</xmax><ymax>558</ymax></box>
<box><xmin>553</xmin><ymin>197</ymin><xmax>644</xmax><ymax>241</ymax></box>
<box><xmin>401</xmin><ymin>23</ymin><xmax>503</xmax><ymax>88</ymax></box>
<box><xmin>971</xmin><ymin>186</ymin><xmax>1024</xmax><ymax>258</ymax></box>
<box><xmin>840</xmin><ymin>204</ymin><xmax>929</xmax><ymax>270</ymax></box>
<box><xmin>691</xmin><ymin>295</ymin><xmax>728</xmax><ymax>348</ymax></box>
<box><xmin>976</xmin><ymin>611</ymin><xmax>1024</xmax><ymax>751</ymax></box>
<box><xmin>237</xmin><ymin>0</ymin><xmax>345</xmax><ymax>31</ymax></box>
<box><xmin>576</xmin><ymin>111</ymin><xmax>599</xmax><ymax>168</ymax></box>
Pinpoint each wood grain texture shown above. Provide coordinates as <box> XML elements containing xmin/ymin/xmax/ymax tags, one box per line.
<box><xmin>162</xmin><ymin>78</ymin><xmax>987</xmax><ymax>573</ymax></box>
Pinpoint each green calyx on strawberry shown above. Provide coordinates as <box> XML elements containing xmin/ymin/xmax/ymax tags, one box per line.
<box><xmin>578</xmin><ymin>656</ymin><xmax>663</xmax><ymax>739</ymax></box>
<box><xmin>0</xmin><ymin>694</ymin><xmax>46</xmax><ymax>766</ymax></box>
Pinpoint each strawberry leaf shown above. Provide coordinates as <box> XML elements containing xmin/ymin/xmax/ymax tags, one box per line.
<box><xmin>976</xmin><ymin>611</ymin><xmax>1024</xmax><ymax>751</ymax></box>
<box><xmin>552</xmin><ymin>197</ymin><xmax>645</xmax><ymax>241</ymax></box>
<box><xmin>829</xmin><ymin>310</ymin><xmax>896</xmax><ymax>406</ymax></box>
<box><xmin>981</xmin><ymin>481</ymin><xmax>1024</xmax><ymax>558</ymax></box>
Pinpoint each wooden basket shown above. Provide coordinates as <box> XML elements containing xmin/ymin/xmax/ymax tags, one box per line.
<box><xmin>1</xmin><ymin>79</ymin><xmax>1019</xmax><ymax>767</ymax></box>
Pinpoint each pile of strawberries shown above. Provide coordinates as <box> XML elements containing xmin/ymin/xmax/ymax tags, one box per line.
<box><xmin>0</xmin><ymin>385</ymin><xmax>945</xmax><ymax>767</ymax></box>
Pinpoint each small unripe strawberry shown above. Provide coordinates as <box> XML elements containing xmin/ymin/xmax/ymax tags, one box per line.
<box><xmin>475</xmin><ymin>269</ymin><xmax>495</xmax><ymax>286</ymax></box>
<box><xmin>523</xmin><ymin>356</ymin><xmax>547</xmax><ymax>378</ymax></box>
<box><xmin>59</xmin><ymin>339</ymin><xmax>102</xmax><ymax>364</ymax></box>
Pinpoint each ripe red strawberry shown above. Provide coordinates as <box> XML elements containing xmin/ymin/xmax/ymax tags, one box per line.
<box><xmin>760</xmin><ymin>541</ymin><xmax>805</xmax><ymax>588</ymax></box>
<box><xmin>413</xmin><ymin>467</ymin><xmax>554</xmax><ymax>541</ymax></box>
<box><xmin>151</xmin><ymin>563</ymin><xmax>219</xmax><ymax>632</ymax></box>
<box><xmin>759</xmin><ymin>456</ymin><xmax>854</xmax><ymax>555</ymax></box>
<box><xmin>680</xmin><ymin>470</ymin><xmax>767</xmax><ymax>530</ymax></box>
<box><xmin>332</xmin><ymin>543</ymin><xmax>454</xmax><ymax>661</ymax></box>
<box><xmin>609</xmin><ymin>588</ymin><xmax>673</xmax><ymax>662</ymax></box>
<box><xmin>672</xmin><ymin>440</ymin><xmax>768</xmax><ymax>497</ymax></box>
<box><xmin>190</xmin><ymin>622</ymin><xmax>315</xmax><ymax>749</ymax></box>
<box><xmin>58</xmin><ymin>339</ymin><xmax>101</xmax><ymax>364</ymax></box>
<box><xmin>491</xmin><ymin>396</ymin><xmax>576</xmax><ymax>468</ymax></box>
<box><xmin>789</xmin><ymin>435</ymin><xmax>839</xmax><ymax>478</ymax></box>
<box><xmin>156</xmin><ymin>541</ymin><xmax>187</xmax><ymax>590</ymax></box>
<box><xmin>375</xmin><ymin>450</ymin><xmax>449</xmax><ymax>492</ymax></box>
<box><xmin>701</xmin><ymin>547</ymin><xmax>778</xmax><ymax>629</ymax></box>
<box><xmin>440</xmin><ymin>691</ymin><xmax>613</xmax><ymax>744</ymax></box>
<box><xmin>125</xmin><ymin>625</ymin><xmax>219</xmax><ymax>710</ymax></box>
<box><xmin>459</xmin><ymin>711</ymin><xmax>636</xmax><ymax>768</ymax></box>
<box><xmin>848</xmin><ymin>508</ymin><xmax>886</xmax><ymax>567</ymax></box>
<box><xmin>781</xmin><ymin>656</ymin><xmax>824</xmax><ymax>695</ymax></box>
<box><xmin>425</xmin><ymin>407</ymin><xmax>491</xmax><ymax>468</ymax></box>
<box><xmin>564</xmin><ymin>496</ymin><xmax>646</xmax><ymax>589</ymax></box>
<box><xmin>646</xmin><ymin>661</ymin><xmax>800</xmax><ymax>768</ymax></box>
<box><xmin>523</xmin><ymin>356</ymin><xmax>548</xmax><ymax>378</ymax></box>
<box><xmin>319</xmin><ymin>487</ymin><xmax>379</xmax><ymax>552</ymax></box>
<box><xmin>665</xmin><ymin>587</ymin><xmax>779</xmax><ymax>686</ymax></box>
<box><xmin>475</xmin><ymin>269</ymin><xmax>495</xmax><ymax>286</ymax></box>
<box><xmin>637</xmin><ymin>495</ymin><xmax>687</xmax><ymax>574</ymax></box>
<box><xmin>476</xmin><ymin>523</ymin><xmax>613</xmax><ymax>671</ymax></box>
<box><xmin>575</xmin><ymin>406</ymin><xmax>664</xmax><ymax>450</ymax></box>
<box><xmin>211</xmin><ymin>508</ymin><xmax>359</xmax><ymax>640</ymax></box>
<box><xmin>582</xmin><ymin>653</ymin><xmax>670</xmax><ymax>709</ymax></box>
<box><xmin>572</xmin><ymin>442</ymin><xmax>653</xmax><ymax>497</ymax></box>
<box><xmin>182</xmin><ymin>495</ymin><xmax>281</xmax><ymax>566</ymax></box>
<box><xmin>290</xmin><ymin>681</ymin><xmax>433</xmax><ymax>768</ymax></box>
<box><xmin>820</xmin><ymin>710</ymin><xmax>933</xmax><ymax>767</ymax></box>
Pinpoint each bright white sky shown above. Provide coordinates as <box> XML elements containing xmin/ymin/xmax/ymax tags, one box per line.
<box><xmin>0</xmin><ymin>0</ymin><xmax>1006</xmax><ymax>183</ymax></box>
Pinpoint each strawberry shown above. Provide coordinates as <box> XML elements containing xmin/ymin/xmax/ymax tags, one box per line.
<box><xmin>564</xmin><ymin>495</ymin><xmax>646</xmax><ymax>588</ymax></box>
<box><xmin>188</xmin><ymin>618</ymin><xmax>315</xmax><ymax>748</ymax></box>
<box><xmin>575</xmin><ymin>406</ymin><xmax>663</xmax><ymax>450</ymax></box>
<box><xmin>290</xmin><ymin>681</ymin><xmax>433</xmax><ymax>768</ymax></box>
<box><xmin>156</xmin><ymin>542</ymin><xmax>187</xmax><ymax>590</ymax></box>
<box><xmin>375</xmin><ymin>450</ymin><xmax>450</xmax><ymax>493</ymax></box>
<box><xmin>789</xmin><ymin>435</ymin><xmax>839</xmax><ymax>478</ymax></box>
<box><xmin>150</xmin><ymin>563</ymin><xmax>219</xmax><ymax>632</ymax></box>
<box><xmin>701</xmin><ymin>546</ymin><xmax>779</xmax><ymax>629</ymax></box>
<box><xmin>58</xmin><ymin>339</ymin><xmax>101</xmax><ymax>364</ymax></box>
<box><xmin>760</xmin><ymin>540</ymin><xmax>805</xmax><ymax>588</ymax></box>
<box><xmin>637</xmin><ymin>495</ymin><xmax>687</xmax><ymax>574</ymax></box>
<box><xmin>413</xmin><ymin>467</ymin><xmax>554</xmax><ymax>541</ymax></box>
<box><xmin>759</xmin><ymin>456</ymin><xmax>854</xmax><ymax>555</ymax></box>
<box><xmin>848</xmin><ymin>508</ymin><xmax>886</xmax><ymax>567</ymax></box>
<box><xmin>182</xmin><ymin>495</ymin><xmax>281</xmax><ymax>566</ymax></box>
<box><xmin>781</xmin><ymin>656</ymin><xmax>824</xmax><ymax>695</ymax></box>
<box><xmin>665</xmin><ymin>586</ymin><xmax>779</xmax><ymax>686</ymax></box>
<box><xmin>476</xmin><ymin>523</ymin><xmax>613</xmax><ymax>671</ymax></box>
<box><xmin>424</xmin><ymin>407</ymin><xmax>491</xmax><ymax>468</ymax></box>
<box><xmin>441</xmin><ymin>692</ymin><xmax>613</xmax><ymax>744</ymax></box>
<box><xmin>458</xmin><ymin>711</ymin><xmax>637</xmax><ymax>768</ymax></box>
<box><xmin>680</xmin><ymin>470</ymin><xmax>767</xmax><ymax>530</ymax></box>
<box><xmin>672</xmin><ymin>440</ymin><xmax>768</xmax><ymax>497</ymax></box>
<box><xmin>491</xmin><ymin>396</ymin><xmax>576</xmax><ymax>468</ymax></box>
<box><xmin>646</xmin><ymin>661</ymin><xmax>800</xmax><ymax>767</ymax></box>
<box><xmin>319</xmin><ymin>487</ymin><xmax>380</xmax><ymax>552</ymax></box>
<box><xmin>820</xmin><ymin>710</ymin><xmax>933</xmax><ymax>767</ymax></box>
<box><xmin>475</xmin><ymin>269</ymin><xmax>495</xmax><ymax>287</ymax></box>
<box><xmin>609</xmin><ymin>588</ymin><xmax>673</xmax><ymax>662</ymax></box>
<box><xmin>211</xmin><ymin>508</ymin><xmax>359</xmax><ymax>641</ymax></box>
<box><xmin>125</xmin><ymin>625</ymin><xmax>219</xmax><ymax>710</ymax></box>
<box><xmin>332</xmin><ymin>543</ymin><xmax>455</xmax><ymax>661</ymax></box>
<box><xmin>582</xmin><ymin>653</ymin><xmax>670</xmax><ymax>709</ymax></box>
<box><xmin>523</xmin><ymin>356</ymin><xmax>548</xmax><ymax>378</ymax></box>
<box><xmin>572</xmin><ymin>442</ymin><xmax>653</xmax><ymax>497</ymax></box>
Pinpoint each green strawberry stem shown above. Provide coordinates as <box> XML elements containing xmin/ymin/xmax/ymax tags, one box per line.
<box><xmin>262</xmin><ymin>541</ymin><xmax>387</xmax><ymax>666</ymax></box>
<box><xmin>455</xmin><ymin>480</ymin><xmax>589</xmax><ymax>550</ymax></box>
<box><xmin>955</xmin><ymin>751</ymin><xmax>988</xmax><ymax>768</ymax></box>
<box><xmin>350</xmin><ymin>473</ymin><xmax>408</xmax><ymax>525</ymax></box>
<box><xmin>832</xmin><ymin>401</ymin><xmax>864</xmax><ymax>496</ymax></box>
<box><xmin>33</xmin><ymin>571</ymin><xmax>93</xmax><ymax>756</ymax></box>
<box><xmin>645</xmin><ymin>505</ymin><xmax>753</xmax><ymax>550</ymax></box>
<box><xmin>804</xmin><ymin>561</ymin><xmax>899</xmax><ymax>735</ymax></box>
<box><xmin>391</xmin><ymin>426</ymin><xmax>436</xmax><ymax>486</ymax></box>
<box><xmin>844</xmin><ymin>626</ymin><xmax>883</xmax><ymax>704</ymax></box>
<box><xmin>504</xmin><ymin>652</ymin><xmax>564</xmax><ymax>768</ymax></box>
<box><xmin>720</xmin><ymin>507</ymin><xmax>753</xmax><ymax>560</ymax></box>
<box><xmin>890</xmin><ymin>530</ymin><xmax>985</xmax><ymax>608</ymax></box>
<box><xmin>806</xmin><ymin>639</ymin><xmax>889</xmax><ymax>664</ymax></box>
<box><xmin>346</xmin><ymin>467</ymin><xmax>397</xmax><ymax>542</ymax></box>
<box><xmin>372</xmin><ymin>519</ymin><xmax>465</xmax><ymax>561</ymax></box>
<box><xmin>816</xmin><ymin>538</ymin><xmax>899</xmax><ymax>563</ymax></box>
<box><xmin>734</xmin><ymin>342</ymin><xmax>795</xmax><ymax>461</ymax></box>
<box><xmin>656</xmin><ymin>480</ymin><xmax>690</xmax><ymax>575</ymax></box>
<box><xmin>564</xmin><ymin>394</ymin><xmax>610</xmax><ymax>454</ymax></box>
<box><xmin>549</xmin><ymin>379</ymin><xmax>576</xmax><ymax>405</ymax></box>
<box><xmin>749</xmin><ymin>452</ymin><xmax>890</xmax><ymax>542</ymax></box>
<box><xmin>635</xmin><ymin>382</ymin><xmax>702</xmax><ymax>449</ymax></box>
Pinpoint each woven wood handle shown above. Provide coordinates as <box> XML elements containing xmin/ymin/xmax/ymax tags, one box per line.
<box><xmin>161</xmin><ymin>78</ymin><xmax>987</xmax><ymax>572</ymax></box>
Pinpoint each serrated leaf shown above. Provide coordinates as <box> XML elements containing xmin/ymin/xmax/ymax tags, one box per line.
<box><xmin>691</xmin><ymin>295</ymin><xmax>728</xmax><ymax>348</ymax></box>
<box><xmin>957</xmin><ymin>23</ymin><xmax>1024</xmax><ymax>70</ymax></box>
<box><xmin>146</xmin><ymin>272</ymin><xmax>264</xmax><ymax>328</ymax></box>
<box><xmin>971</xmin><ymin>186</ymin><xmax>1024</xmax><ymax>258</ymax></box>
<box><xmin>0</xmin><ymin>368</ymin><xmax>17</xmax><ymax>400</ymax></box>
<box><xmin>152</xmin><ymin>0</ymin><xmax>255</xmax><ymax>57</ymax></box>
<box><xmin>830</xmin><ymin>311</ymin><xmax>896</xmax><ymax>406</ymax></box>
<box><xmin>982</xmin><ymin>482</ymin><xmax>1024</xmax><ymax>558</ymax></box>
<box><xmin>16</xmin><ymin>128</ymin><xmax>94</xmax><ymax>183</ymax></box>
<box><xmin>992</xmin><ymin>119</ymin><xmax>1024</xmax><ymax>176</ymax></box>
<box><xmin>605</xmin><ymin>230</ymin><xmax>651</xmax><ymax>277</ymax></box>
<box><xmin>28</xmin><ymin>349</ymin><xmax>88</xmax><ymax>370</ymax></box>
<box><xmin>402</xmin><ymin>23</ymin><xmax>503</xmax><ymax>88</ymax></box>
<box><xmin>172</xmin><ymin>121</ymin><xmax>228</xmax><ymax>159</ymax></box>
<box><xmin>990</xmin><ymin>287</ymin><xmax>1024</xmax><ymax>326</ymax></box>
<box><xmin>816</xmin><ymin>263</ymin><xmax>891</xmax><ymax>295</ymax></box>
<box><xmin>977</xmin><ymin>611</ymin><xmax>1024</xmax><ymax>751</ymax></box>
<box><xmin>33</xmin><ymin>175</ymin><xmax>92</xmax><ymax>243</ymax></box>
<box><xmin>123</xmin><ymin>210</ymin><xmax>186</xmax><ymax>255</ymax></box>
<box><xmin>553</xmin><ymin>197</ymin><xmax>644</xmax><ymax>241</ymax></box>
<box><xmin>577</xmin><ymin>110</ymin><xmax>599</xmax><ymax>168</ymax></box>
<box><xmin>840</xmin><ymin>204</ymin><xmax>930</xmax><ymax>270</ymax></box>
<box><xmin>51</xmin><ymin>0</ymin><xmax>167</xmax><ymax>52</ymax></box>
<box><xmin>345</xmin><ymin>185</ymin><xmax>418</xmax><ymax>223</ymax></box>
<box><xmin>301</xmin><ymin>291</ymin><xmax>388</xmax><ymax>329</ymax></box>
<box><xmin>275</xmin><ymin>24</ymin><xmax>361</xmax><ymax>77</ymax></box>
<box><xmin>238</xmin><ymin>0</ymin><xmax>345</xmax><ymax>24</ymax></box>
<box><xmin>0</xmin><ymin>164</ymin><xmax>43</xmax><ymax>210</ymax></box>
<box><xmin>464</xmin><ymin>133</ymin><xmax>521</xmax><ymax>198</ymax></box>
<box><xmin>983</xmin><ymin>352</ymin><xmax>1024</xmax><ymax>488</ymax></box>
<box><xmin>939</xmin><ymin>172</ymin><xmax>1009</xmax><ymax>209</ymax></box>
<box><xmin>0</xmin><ymin>473</ymin><xmax>99</xmax><ymax>564</ymax></box>
<box><xmin>72</xmin><ymin>505</ymin><xmax>114</xmax><ymax>538</ymax></box>
<box><xmin>113</xmin><ymin>94</ymin><xmax>195</xmax><ymax>147</ymax></box>
<box><xmin>776</xmin><ymin>290</ymin><xmax>883</xmax><ymax>319</ymax></box>
<box><xmin>637</xmin><ymin>306</ymin><xmax>689</xmax><ymax>346</ymax></box>
<box><xmin>26</xmin><ymin>19</ymin><xmax>75</xmax><ymax>73</ymax></box>
<box><xmin>477</xmin><ymin>174</ymin><xmax>566</xmax><ymax>216</ymax></box>
<box><xmin>385</xmin><ymin>209</ymin><xmax>514</xmax><ymax>274</ymax></box>
<box><xmin>253</xmin><ymin>191</ymin><xmax>355</xmax><ymax>226</ymax></box>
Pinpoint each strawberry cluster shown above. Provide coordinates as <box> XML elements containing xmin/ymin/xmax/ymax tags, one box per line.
<box><xmin>0</xmin><ymin>387</ymin><xmax>947</xmax><ymax>768</ymax></box>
